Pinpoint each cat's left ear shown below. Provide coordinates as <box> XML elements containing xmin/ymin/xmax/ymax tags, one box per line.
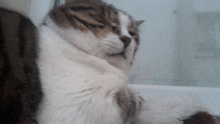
<box><xmin>135</xmin><ymin>20</ymin><xmax>145</xmax><ymax>27</ymax></box>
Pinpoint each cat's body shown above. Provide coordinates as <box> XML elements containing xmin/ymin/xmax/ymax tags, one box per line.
<box><xmin>36</xmin><ymin>1</ymin><xmax>142</xmax><ymax>123</ymax></box>
<box><xmin>0</xmin><ymin>0</ymin><xmax>217</xmax><ymax>124</ymax></box>
<box><xmin>0</xmin><ymin>8</ymin><xmax>42</xmax><ymax>124</ymax></box>
<box><xmin>37</xmin><ymin>25</ymin><xmax>128</xmax><ymax>124</ymax></box>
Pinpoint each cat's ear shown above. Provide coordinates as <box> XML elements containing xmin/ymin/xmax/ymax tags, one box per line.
<box><xmin>135</xmin><ymin>20</ymin><xmax>145</xmax><ymax>27</ymax></box>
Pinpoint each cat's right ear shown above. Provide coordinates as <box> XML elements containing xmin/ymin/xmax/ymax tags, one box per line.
<box><xmin>135</xmin><ymin>20</ymin><xmax>145</xmax><ymax>27</ymax></box>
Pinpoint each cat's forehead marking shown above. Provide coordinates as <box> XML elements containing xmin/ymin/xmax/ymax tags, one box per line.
<box><xmin>118</xmin><ymin>11</ymin><xmax>131</xmax><ymax>36</ymax></box>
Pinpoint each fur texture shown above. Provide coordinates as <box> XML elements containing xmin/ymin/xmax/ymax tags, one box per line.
<box><xmin>0</xmin><ymin>8</ymin><xmax>42</xmax><ymax>124</ymax></box>
<box><xmin>37</xmin><ymin>5</ymin><xmax>142</xmax><ymax>123</ymax></box>
<box><xmin>36</xmin><ymin>0</ymin><xmax>216</xmax><ymax>124</ymax></box>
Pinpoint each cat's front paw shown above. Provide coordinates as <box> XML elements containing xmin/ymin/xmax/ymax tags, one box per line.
<box><xmin>172</xmin><ymin>105</ymin><xmax>217</xmax><ymax>124</ymax></box>
<box><xmin>181</xmin><ymin>111</ymin><xmax>217</xmax><ymax>124</ymax></box>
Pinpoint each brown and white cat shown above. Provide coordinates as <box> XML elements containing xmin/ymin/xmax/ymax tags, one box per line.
<box><xmin>36</xmin><ymin>0</ymin><xmax>216</xmax><ymax>124</ymax></box>
<box><xmin>0</xmin><ymin>0</ymin><xmax>217</xmax><ymax>124</ymax></box>
<box><xmin>37</xmin><ymin>0</ymin><xmax>144</xmax><ymax>123</ymax></box>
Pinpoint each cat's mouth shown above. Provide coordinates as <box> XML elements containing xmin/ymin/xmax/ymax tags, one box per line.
<box><xmin>107</xmin><ymin>51</ymin><xmax>126</xmax><ymax>60</ymax></box>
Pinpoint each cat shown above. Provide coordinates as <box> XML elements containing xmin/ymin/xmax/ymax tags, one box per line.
<box><xmin>0</xmin><ymin>0</ymin><xmax>217</xmax><ymax>124</ymax></box>
<box><xmin>37</xmin><ymin>0</ymin><xmax>144</xmax><ymax>123</ymax></box>
<box><xmin>36</xmin><ymin>0</ymin><xmax>217</xmax><ymax>124</ymax></box>
<box><xmin>0</xmin><ymin>8</ymin><xmax>42</xmax><ymax>124</ymax></box>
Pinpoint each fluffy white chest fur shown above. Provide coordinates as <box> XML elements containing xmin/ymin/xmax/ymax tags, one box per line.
<box><xmin>37</xmin><ymin>26</ymin><xmax>127</xmax><ymax>124</ymax></box>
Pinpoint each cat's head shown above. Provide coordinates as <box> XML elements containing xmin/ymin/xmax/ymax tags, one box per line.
<box><xmin>44</xmin><ymin>0</ymin><xmax>144</xmax><ymax>73</ymax></box>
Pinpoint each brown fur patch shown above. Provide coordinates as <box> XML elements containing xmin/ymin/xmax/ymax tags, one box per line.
<box><xmin>115</xmin><ymin>88</ymin><xmax>137</xmax><ymax>123</ymax></box>
<box><xmin>183</xmin><ymin>112</ymin><xmax>217</xmax><ymax>124</ymax></box>
<box><xmin>49</xmin><ymin>1</ymin><xmax>120</xmax><ymax>37</ymax></box>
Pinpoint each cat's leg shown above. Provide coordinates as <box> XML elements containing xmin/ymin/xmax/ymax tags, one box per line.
<box><xmin>114</xmin><ymin>87</ymin><xmax>144</xmax><ymax>124</ymax></box>
<box><xmin>136</xmin><ymin>94</ymin><xmax>217</xmax><ymax>124</ymax></box>
<box><xmin>1</xmin><ymin>75</ymin><xmax>39</xmax><ymax>124</ymax></box>
<box><xmin>182</xmin><ymin>111</ymin><xmax>217</xmax><ymax>124</ymax></box>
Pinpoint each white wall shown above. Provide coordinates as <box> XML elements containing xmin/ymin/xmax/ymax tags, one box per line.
<box><xmin>193</xmin><ymin>0</ymin><xmax>220</xmax><ymax>12</ymax></box>
<box><xmin>29</xmin><ymin>0</ymin><xmax>55</xmax><ymax>26</ymax></box>
<box><xmin>192</xmin><ymin>0</ymin><xmax>220</xmax><ymax>87</ymax></box>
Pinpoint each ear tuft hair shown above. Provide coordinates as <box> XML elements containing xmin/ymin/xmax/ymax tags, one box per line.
<box><xmin>135</xmin><ymin>20</ymin><xmax>145</xmax><ymax>27</ymax></box>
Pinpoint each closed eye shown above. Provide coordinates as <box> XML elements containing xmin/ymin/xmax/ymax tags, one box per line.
<box><xmin>112</xmin><ymin>26</ymin><xmax>117</xmax><ymax>31</ymax></box>
<box><xmin>129</xmin><ymin>31</ymin><xmax>135</xmax><ymax>36</ymax></box>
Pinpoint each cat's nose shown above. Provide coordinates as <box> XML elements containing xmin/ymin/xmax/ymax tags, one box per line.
<box><xmin>120</xmin><ymin>36</ymin><xmax>131</xmax><ymax>47</ymax></box>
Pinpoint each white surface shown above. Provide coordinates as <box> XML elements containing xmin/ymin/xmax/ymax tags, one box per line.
<box><xmin>193</xmin><ymin>0</ymin><xmax>220</xmax><ymax>12</ymax></box>
<box><xmin>129</xmin><ymin>84</ymin><xmax>220</xmax><ymax>116</ymax></box>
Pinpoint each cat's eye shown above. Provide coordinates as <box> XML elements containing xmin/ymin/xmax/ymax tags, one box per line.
<box><xmin>112</xmin><ymin>26</ymin><xmax>117</xmax><ymax>31</ymax></box>
<box><xmin>129</xmin><ymin>31</ymin><xmax>135</xmax><ymax>36</ymax></box>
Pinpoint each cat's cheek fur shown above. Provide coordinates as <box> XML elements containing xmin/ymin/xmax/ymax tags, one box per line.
<box><xmin>103</xmin><ymin>39</ymin><xmax>136</xmax><ymax>74</ymax></box>
<box><xmin>101</xmin><ymin>33</ymin><xmax>124</xmax><ymax>54</ymax></box>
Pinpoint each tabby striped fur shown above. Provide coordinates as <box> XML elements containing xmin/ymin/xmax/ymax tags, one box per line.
<box><xmin>0</xmin><ymin>8</ymin><xmax>42</xmax><ymax>124</ymax></box>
